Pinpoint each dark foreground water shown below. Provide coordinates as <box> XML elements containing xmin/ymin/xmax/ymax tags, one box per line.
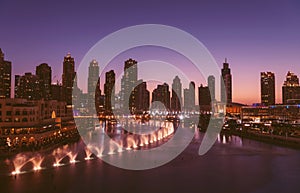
<box><xmin>1</xmin><ymin>132</ymin><xmax>300</xmax><ymax>193</ymax></box>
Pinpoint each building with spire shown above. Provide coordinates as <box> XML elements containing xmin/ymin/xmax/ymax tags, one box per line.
<box><xmin>221</xmin><ymin>58</ymin><xmax>232</xmax><ymax>104</ymax></box>
<box><xmin>0</xmin><ymin>49</ymin><xmax>12</xmax><ymax>98</ymax></box>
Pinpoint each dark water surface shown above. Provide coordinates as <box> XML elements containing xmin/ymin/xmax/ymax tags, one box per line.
<box><xmin>1</xmin><ymin>132</ymin><xmax>300</xmax><ymax>193</ymax></box>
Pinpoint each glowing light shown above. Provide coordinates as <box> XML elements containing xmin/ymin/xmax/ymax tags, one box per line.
<box><xmin>12</xmin><ymin>170</ymin><xmax>20</xmax><ymax>175</ymax></box>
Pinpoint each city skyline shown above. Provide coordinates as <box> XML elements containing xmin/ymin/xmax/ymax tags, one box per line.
<box><xmin>2</xmin><ymin>47</ymin><xmax>300</xmax><ymax>107</ymax></box>
<box><xmin>1</xmin><ymin>1</ymin><xmax>300</xmax><ymax>105</ymax></box>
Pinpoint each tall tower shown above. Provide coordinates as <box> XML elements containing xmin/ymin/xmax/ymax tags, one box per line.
<box><xmin>199</xmin><ymin>84</ymin><xmax>211</xmax><ymax>106</ymax></box>
<box><xmin>208</xmin><ymin>75</ymin><xmax>215</xmax><ymax>101</ymax></box>
<box><xmin>134</xmin><ymin>80</ymin><xmax>150</xmax><ymax>113</ymax></box>
<box><xmin>282</xmin><ymin>71</ymin><xmax>300</xmax><ymax>104</ymax></box>
<box><xmin>152</xmin><ymin>83</ymin><xmax>170</xmax><ymax>110</ymax></box>
<box><xmin>36</xmin><ymin>63</ymin><xmax>52</xmax><ymax>100</ymax></box>
<box><xmin>189</xmin><ymin>81</ymin><xmax>195</xmax><ymax>110</ymax></box>
<box><xmin>0</xmin><ymin>49</ymin><xmax>12</xmax><ymax>98</ymax></box>
<box><xmin>261</xmin><ymin>72</ymin><xmax>275</xmax><ymax>106</ymax></box>
<box><xmin>121</xmin><ymin>58</ymin><xmax>137</xmax><ymax>112</ymax></box>
<box><xmin>104</xmin><ymin>70</ymin><xmax>115</xmax><ymax>112</ymax></box>
<box><xmin>88</xmin><ymin>59</ymin><xmax>100</xmax><ymax>110</ymax></box>
<box><xmin>88</xmin><ymin>59</ymin><xmax>100</xmax><ymax>97</ymax></box>
<box><xmin>221</xmin><ymin>58</ymin><xmax>232</xmax><ymax>104</ymax></box>
<box><xmin>62</xmin><ymin>53</ymin><xmax>76</xmax><ymax>105</ymax></box>
<box><xmin>171</xmin><ymin>76</ymin><xmax>182</xmax><ymax>112</ymax></box>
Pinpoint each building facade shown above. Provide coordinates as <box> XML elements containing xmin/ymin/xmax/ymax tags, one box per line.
<box><xmin>221</xmin><ymin>59</ymin><xmax>232</xmax><ymax>104</ymax></box>
<box><xmin>0</xmin><ymin>49</ymin><xmax>12</xmax><ymax>99</ymax></box>
<box><xmin>261</xmin><ymin>72</ymin><xmax>275</xmax><ymax>106</ymax></box>
<box><xmin>282</xmin><ymin>71</ymin><xmax>300</xmax><ymax>104</ymax></box>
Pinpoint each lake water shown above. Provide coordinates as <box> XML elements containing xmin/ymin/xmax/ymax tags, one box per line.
<box><xmin>1</xmin><ymin>128</ymin><xmax>300</xmax><ymax>193</ymax></box>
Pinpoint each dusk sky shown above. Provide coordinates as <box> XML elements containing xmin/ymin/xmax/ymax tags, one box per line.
<box><xmin>1</xmin><ymin>0</ymin><xmax>300</xmax><ymax>105</ymax></box>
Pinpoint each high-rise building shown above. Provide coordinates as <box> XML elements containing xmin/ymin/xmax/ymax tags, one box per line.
<box><xmin>121</xmin><ymin>58</ymin><xmax>137</xmax><ymax>112</ymax></box>
<box><xmin>51</xmin><ymin>82</ymin><xmax>64</xmax><ymax>101</ymax></box>
<box><xmin>88</xmin><ymin>59</ymin><xmax>100</xmax><ymax>111</ymax></box>
<box><xmin>183</xmin><ymin>81</ymin><xmax>195</xmax><ymax>111</ymax></box>
<box><xmin>171</xmin><ymin>76</ymin><xmax>182</xmax><ymax>112</ymax></box>
<box><xmin>104</xmin><ymin>70</ymin><xmax>115</xmax><ymax>112</ymax></box>
<box><xmin>208</xmin><ymin>75</ymin><xmax>215</xmax><ymax>101</ymax></box>
<box><xmin>152</xmin><ymin>83</ymin><xmax>170</xmax><ymax>110</ymax></box>
<box><xmin>88</xmin><ymin>59</ymin><xmax>100</xmax><ymax>98</ymax></box>
<box><xmin>221</xmin><ymin>58</ymin><xmax>232</xmax><ymax>104</ymax></box>
<box><xmin>0</xmin><ymin>49</ymin><xmax>12</xmax><ymax>98</ymax></box>
<box><xmin>14</xmin><ymin>75</ymin><xmax>21</xmax><ymax>98</ymax></box>
<box><xmin>282</xmin><ymin>71</ymin><xmax>300</xmax><ymax>104</ymax></box>
<box><xmin>199</xmin><ymin>84</ymin><xmax>211</xmax><ymax>106</ymax></box>
<box><xmin>62</xmin><ymin>53</ymin><xmax>76</xmax><ymax>105</ymax></box>
<box><xmin>189</xmin><ymin>81</ymin><xmax>195</xmax><ymax>109</ymax></box>
<box><xmin>134</xmin><ymin>80</ymin><xmax>150</xmax><ymax>113</ymax></box>
<box><xmin>261</xmin><ymin>72</ymin><xmax>275</xmax><ymax>106</ymax></box>
<box><xmin>36</xmin><ymin>63</ymin><xmax>52</xmax><ymax>100</ymax></box>
<box><xmin>15</xmin><ymin>73</ymin><xmax>40</xmax><ymax>100</ymax></box>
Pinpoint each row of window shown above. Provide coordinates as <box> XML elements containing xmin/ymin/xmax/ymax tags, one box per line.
<box><xmin>0</xmin><ymin>117</ymin><xmax>35</xmax><ymax>122</ymax></box>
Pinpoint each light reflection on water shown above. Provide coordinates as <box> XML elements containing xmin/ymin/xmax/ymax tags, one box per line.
<box><xmin>1</xmin><ymin>123</ymin><xmax>300</xmax><ymax>193</ymax></box>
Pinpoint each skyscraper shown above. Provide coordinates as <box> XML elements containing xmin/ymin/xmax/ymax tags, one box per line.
<box><xmin>282</xmin><ymin>71</ymin><xmax>300</xmax><ymax>104</ymax></box>
<box><xmin>189</xmin><ymin>81</ymin><xmax>195</xmax><ymax>109</ymax></box>
<box><xmin>152</xmin><ymin>83</ymin><xmax>170</xmax><ymax>110</ymax></box>
<box><xmin>62</xmin><ymin>53</ymin><xmax>76</xmax><ymax>105</ymax></box>
<box><xmin>88</xmin><ymin>59</ymin><xmax>100</xmax><ymax>98</ymax></box>
<box><xmin>199</xmin><ymin>84</ymin><xmax>211</xmax><ymax>106</ymax></box>
<box><xmin>0</xmin><ymin>49</ymin><xmax>12</xmax><ymax>98</ymax></box>
<box><xmin>104</xmin><ymin>70</ymin><xmax>115</xmax><ymax>112</ymax></box>
<box><xmin>134</xmin><ymin>80</ymin><xmax>150</xmax><ymax>113</ymax></box>
<box><xmin>120</xmin><ymin>58</ymin><xmax>138</xmax><ymax>112</ymax></box>
<box><xmin>15</xmin><ymin>73</ymin><xmax>40</xmax><ymax>100</ymax></box>
<box><xmin>171</xmin><ymin>76</ymin><xmax>182</xmax><ymax>112</ymax></box>
<box><xmin>183</xmin><ymin>81</ymin><xmax>195</xmax><ymax>111</ymax></box>
<box><xmin>261</xmin><ymin>72</ymin><xmax>275</xmax><ymax>106</ymax></box>
<box><xmin>208</xmin><ymin>75</ymin><xmax>215</xmax><ymax>101</ymax></box>
<box><xmin>36</xmin><ymin>63</ymin><xmax>52</xmax><ymax>100</ymax></box>
<box><xmin>221</xmin><ymin>58</ymin><xmax>232</xmax><ymax>104</ymax></box>
<box><xmin>88</xmin><ymin>59</ymin><xmax>100</xmax><ymax>111</ymax></box>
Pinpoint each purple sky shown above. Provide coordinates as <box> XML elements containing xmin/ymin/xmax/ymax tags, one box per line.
<box><xmin>1</xmin><ymin>0</ymin><xmax>300</xmax><ymax>105</ymax></box>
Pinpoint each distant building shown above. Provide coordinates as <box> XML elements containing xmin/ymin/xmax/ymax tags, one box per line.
<box><xmin>88</xmin><ymin>60</ymin><xmax>100</xmax><ymax>99</ymax></box>
<box><xmin>104</xmin><ymin>70</ymin><xmax>115</xmax><ymax>112</ymax></box>
<box><xmin>282</xmin><ymin>71</ymin><xmax>300</xmax><ymax>104</ymax></box>
<box><xmin>199</xmin><ymin>84</ymin><xmax>211</xmax><ymax>106</ymax></box>
<box><xmin>183</xmin><ymin>81</ymin><xmax>195</xmax><ymax>111</ymax></box>
<box><xmin>171</xmin><ymin>76</ymin><xmax>182</xmax><ymax>112</ymax></box>
<box><xmin>242</xmin><ymin>104</ymin><xmax>300</xmax><ymax>123</ymax></box>
<box><xmin>208</xmin><ymin>75</ymin><xmax>215</xmax><ymax>101</ymax></box>
<box><xmin>62</xmin><ymin>53</ymin><xmax>76</xmax><ymax>105</ymax></box>
<box><xmin>221</xmin><ymin>58</ymin><xmax>232</xmax><ymax>104</ymax></box>
<box><xmin>0</xmin><ymin>49</ymin><xmax>12</xmax><ymax>98</ymax></box>
<box><xmin>36</xmin><ymin>63</ymin><xmax>52</xmax><ymax>100</ymax></box>
<box><xmin>198</xmin><ymin>84</ymin><xmax>211</xmax><ymax>113</ymax></box>
<box><xmin>14</xmin><ymin>75</ymin><xmax>21</xmax><ymax>98</ymax></box>
<box><xmin>133</xmin><ymin>80</ymin><xmax>150</xmax><ymax>113</ymax></box>
<box><xmin>152</xmin><ymin>83</ymin><xmax>170</xmax><ymax>110</ymax></box>
<box><xmin>51</xmin><ymin>83</ymin><xmax>64</xmax><ymax>101</ymax></box>
<box><xmin>15</xmin><ymin>73</ymin><xmax>40</xmax><ymax>100</ymax></box>
<box><xmin>261</xmin><ymin>72</ymin><xmax>275</xmax><ymax>106</ymax></box>
<box><xmin>120</xmin><ymin>58</ymin><xmax>138</xmax><ymax>112</ymax></box>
